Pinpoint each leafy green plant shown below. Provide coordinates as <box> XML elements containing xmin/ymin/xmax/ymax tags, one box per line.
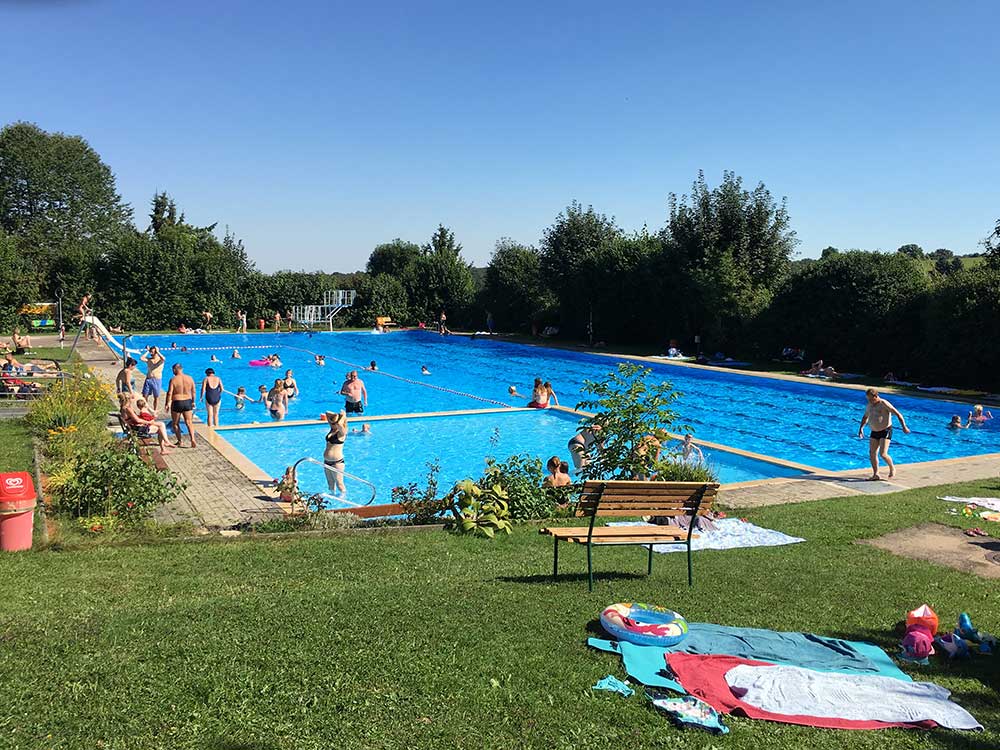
<box><xmin>480</xmin><ymin>453</ymin><xmax>556</xmax><ymax>520</ymax></box>
<box><xmin>652</xmin><ymin>458</ymin><xmax>718</xmax><ymax>482</ymax></box>
<box><xmin>393</xmin><ymin>460</ymin><xmax>450</xmax><ymax>525</ymax></box>
<box><xmin>447</xmin><ymin>479</ymin><xmax>512</xmax><ymax>538</ymax></box>
<box><xmin>52</xmin><ymin>438</ymin><xmax>184</xmax><ymax>522</ymax></box>
<box><xmin>575</xmin><ymin>362</ymin><xmax>690</xmax><ymax>481</ymax></box>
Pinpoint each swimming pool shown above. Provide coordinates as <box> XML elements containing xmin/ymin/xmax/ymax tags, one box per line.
<box><xmin>132</xmin><ymin>330</ymin><xmax>1000</xmax><ymax>481</ymax></box>
<box><xmin>219</xmin><ymin>410</ymin><xmax>803</xmax><ymax>507</ymax></box>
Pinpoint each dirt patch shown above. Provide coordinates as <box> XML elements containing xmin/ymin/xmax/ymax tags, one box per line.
<box><xmin>862</xmin><ymin>523</ymin><xmax>1000</xmax><ymax>579</ymax></box>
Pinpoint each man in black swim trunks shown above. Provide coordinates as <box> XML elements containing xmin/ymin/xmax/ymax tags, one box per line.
<box><xmin>339</xmin><ymin>370</ymin><xmax>367</xmax><ymax>414</ymax></box>
<box><xmin>858</xmin><ymin>387</ymin><xmax>910</xmax><ymax>480</ymax></box>
<box><xmin>164</xmin><ymin>362</ymin><xmax>198</xmax><ymax>448</ymax></box>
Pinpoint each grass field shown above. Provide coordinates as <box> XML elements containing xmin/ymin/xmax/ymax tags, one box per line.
<box><xmin>0</xmin><ymin>418</ymin><xmax>32</xmax><ymax>472</ymax></box>
<box><xmin>1</xmin><ymin>480</ymin><xmax>998</xmax><ymax>749</ymax></box>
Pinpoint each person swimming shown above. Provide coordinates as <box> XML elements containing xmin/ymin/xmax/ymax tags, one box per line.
<box><xmin>234</xmin><ymin>386</ymin><xmax>249</xmax><ymax>409</ymax></box>
<box><xmin>350</xmin><ymin>423</ymin><xmax>372</xmax><ymax>435</ymax></box>
<box><xmin>369</xmin><ymin>360</ymin><xmax>378</xmax><ymax>371</ymax></box>
<box><xmin>314</xmin><ymin>354</ymin><xmax>326</xmax><ymax>366</ymax></box>
<box><xmin>969</xmin><ymin>404</ymin><xmax>994</xmax><ymax>424</ymax></box>
<box><xmin>231</xmin><ymin>349</ymin><xmax>241</xmax><ymax>359</ymax></box>
<box><xmin>421</xmin><ymin>365</ymin><xmax>431</xmax><ymax>376</ymax></box>
<box><xmin>508</xmin><ymin>385</ymin><xmax>526</xmax><ymax>399</ymax></box>
<box><xmin>949</xmin><ymin>415</ymin><xmax>969</xmax><ymax>429</ymax></box>
<box><xmin>210</xmin><ymin>354</ymin><xmax>220</xmax><ymax>362</ymax></box>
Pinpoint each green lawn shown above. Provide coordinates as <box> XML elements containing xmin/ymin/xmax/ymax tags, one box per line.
<box><xmin>1</xmin><ymin>481</ymin><xmax>998</xmax><ymax>749</ymax></box>
<box><xmin>0</xmin><ymin>418</ymin><xmax>32</xmax><ymax>472</ymax></box>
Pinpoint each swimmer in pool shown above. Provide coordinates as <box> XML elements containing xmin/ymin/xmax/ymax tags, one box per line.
<box><xmin>314</xmin><ymin>354</ymin><xmax>326</xmax><ymax>366</ymax></box>
<box><xmin>234</xmin><ymin>386</ymin><xmax>250</xmax><ymax>409</ymax></box>
<box><xmin>231</xmin><ymin>349</ymin><xmax>241</xmax><ymax>359</ymax></box>
<box><xmin>679</xmin><ymin>433</ymin><xmax>704</xmax><ymax>463</ymax></box>
<box><xmin>508</xmin><ymin>385</ymin><xmax>526</xmax><ymax>399</ymax></box>
<box><xmin>369</xmin><ymin>360</ymin><xmax>378</xmax><ymax>371</ymax></box>
<box><xmin>948</xmin><ymin>415</ymin><xmax>969</xmax><ymax>429</ymax></box>
<box><xmin>969</xmin><ymin>404</ymin><xmax>993</xmax><ymax>424</ymax></box>
<box><xmin>210</xmin><ymin>354</ymin><xmax>220</xmax><ymax>362</ymax></box>
<box><xmin>350</xmin><ymin>423</ymin><xmax>372</xmax><ymax>435</ymax></box>
<box><xmin>421</xmin><ymin>365</ymin><xmax>431</xmax><ymax>376</ymax></box>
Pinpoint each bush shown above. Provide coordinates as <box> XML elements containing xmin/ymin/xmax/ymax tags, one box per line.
<box><xmin>652</xmin><ymin>458</ymin><xmax>719</xmax><ymax>483</ymax></box>
<box><xmin>447</xmin><ymin>479</ymin><xmax>512</xmax><ymax>538</ymax></box>
<box><xmin>480</xmin><ymin>453</ymin><xmax>556</xmax><ymax>520</ymax></box>
<box><xmin>393</xmin><ymin>460</ymin><xmax>450</xmax><ymax>525</ymax></box>
<box><xmin>25</xmin><ymin>368</ymin><xmax>112</xmax><ymax>459</ymax></box>
<box><xmin>52</xmin><ymin>439</ymin><xmax>183</xmax><ymax>522</ymax></box>
<box><xmin>921</xmin><ymin>266</ymin><xmax>1000</xmax><ymax>390</ymax></box>
<box><xmin>757</xmin><ymin>251</ymin><xmax>928</xmax><ymax>372</ymax></box>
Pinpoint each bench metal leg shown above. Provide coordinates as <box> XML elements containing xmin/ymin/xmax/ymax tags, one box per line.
<box><xmin>647</xmin><ymin>545</ymin><xmax>653</xmax><ymax>575</ymax></box>
<box><xmin>552</xmin><ymin>536</ymin><xmax>559</xmax><ymax>580</ymax></box>
<box><xmin>587</xmin><ymin>542</ymin><xmax>594</xmax><ymax>592</ymax></box>
<box><xmin>687</xmin><ymin>542</ymin><xmax>693</xmax><ymax>587</ymax></box>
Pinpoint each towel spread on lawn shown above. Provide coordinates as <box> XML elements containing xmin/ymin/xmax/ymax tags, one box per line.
<box><xmin>724</xmin><ymin>662</ymin><xmax>982</xmax><ymax>730</ymax></box>
<box><xmin>588</xmin><ymin>622</ymin><xmax>909</xmax><ymax>686</ymax></box>
<box><xmin>666</xmin><ymin>653</ymin><xmax>953</xmax><ymax>731</ymax></box>
<box><xmin>940</xmin><ymin>496</ymin><xmax>1000</xmax><ymax>513</ymax></box>
<box><xmin>608</xmin><ymin>518</ymin><xmax>804</xmax><ymax>554</ymax></box>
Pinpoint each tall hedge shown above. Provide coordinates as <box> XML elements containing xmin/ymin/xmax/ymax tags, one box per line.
<box><xmin>756</xmin><ymin>251</ymin><xmax>928</xmax><ymax>373</ymax></box>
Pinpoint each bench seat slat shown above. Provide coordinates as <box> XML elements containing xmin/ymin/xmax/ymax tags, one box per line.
<box><xmin>542</xmin><ymin>526</ymin><xmax>687</xmax><ymax>538</ymax></box>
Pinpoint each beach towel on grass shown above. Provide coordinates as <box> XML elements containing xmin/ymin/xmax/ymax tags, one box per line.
<box><xmin>666</xmin><ymin>654</ymin><xmax>940</xmax><ymax>731</ymax></box>
<box><xmin>940</xmin><ymin>496</ymin><xmax>1000</xmax><ymax>513</ymax></box>
<box><xmin>608</xmin><ymin>518</ymin><xmax>804</xmax><ymax>554</ymax></box>
<box><xmin>723</xmin><ymin>661</ymin><xmax>982</xmax><ymax>731</ymax></box>
<box><xmin>588</xmin><ymin>623</ymin><xmax>909</xmax><ymax>687</ymax></box>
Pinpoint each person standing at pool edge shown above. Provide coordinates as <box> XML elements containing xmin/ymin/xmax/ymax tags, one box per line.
<box><xmin>164</xmin><ymin>363</ymin><xmax>198</xmax><ymax>448</ymax></box>
<box><xmin>858</xmin><ymin>388</ymin><xmax>910</xmax><ymax>480</ymax></box>
<box><xmin>200</xmin><ymin>368</ymin><xmax>224</xmax><ymax>427</ymax></box>
<box><xmin>340</xmin><ymin>370</ymin><xmax>367</xmax><ymax>414</ymax></box>
<box><xmin>140</xmin><ymin>346</ymin><xmax>166</xmax><ymax>410</ymax></box>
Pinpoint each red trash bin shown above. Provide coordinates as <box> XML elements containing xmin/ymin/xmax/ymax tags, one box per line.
<box><xmin>0</xmin><ymin>472</ymin><xmax>36</xmax><ymax>552</ymax></box>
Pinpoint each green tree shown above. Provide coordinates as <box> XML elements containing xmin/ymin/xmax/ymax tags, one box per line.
<box><xmin>896</xmin><ymin>243</ymin><xmax>924</xmax><ymax>259</ymax></box>
<box><xmin>0</xmin><ymin>122</ymin><xmax>132</xmax><ymax>255</ymax></box>
<box><xmin>820</xmin><ymin>246</ymin><xmax>840</xmax><ymax>259</ymax></box>
<box><xmin>481</xmin><ymin>238</ymin><xmax>549</xmax><ymax>331</ymax></box>
<box><xmin>0</xmin><ymin>228</ymin><xmax>40</xmax><ymax>331</ymax></box>
<box><xmin>366</xmin><ymin>239</ymin><xmax>421</xmax><ymax>277</ymax></box>
<box><xmin>354</xmin><ymin>273</ymin><xmax>410</xmax><ymax>325</ymax></box>
<box><xmin>408</xmin><ymin>225</ymin><xmax>475</xmax><ymax>321</ymax></box>
<box><xmin>934</xmin><ymin>256</ymin><xmax>963</xmax><ymax>276</ymax></box>
<box><xmin>661</xmin><ymin>171</ymin><xmax>797</xmax><ymax>347</ymax></box>
<box><xmin>983</xmin><ymin>218</ymin><xmax>1000</xmax><ymax>269</ymax></box>
<box><xmin>759</xmin><ymin>251</ymin><xmax>927</xmax><ymax>371</ymax></box>
<box><xmin>929</xmin><ymin>247</ymin><xmax>953</xmax><ymax>261</ymax></box>
<box><xmin>538</xmin><ymin>202</ymin><xmax>622</xmax><ymax>336</ymax></box>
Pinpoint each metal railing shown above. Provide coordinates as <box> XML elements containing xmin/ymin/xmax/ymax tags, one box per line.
<box><xmin>291</xmin><ymin>456</ymin><xmax>377</xmax><ymax>507</ymax></box>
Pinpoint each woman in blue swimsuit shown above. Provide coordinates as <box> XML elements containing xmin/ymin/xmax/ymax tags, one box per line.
<box><xmin>200</xmin><ymin>368</ymin><xmax>225</xmax><ymax>427</ymax></box>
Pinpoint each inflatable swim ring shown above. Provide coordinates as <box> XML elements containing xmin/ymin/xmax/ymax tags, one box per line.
<box><xmin>249</xmin><ymin>358</ymin><xmax>270</xmax><ymax>366</ymax></box>
<box><xmin>600</xmin><ymin>602</ymin><xmax>688</xmax><ymax>647</ymax></box>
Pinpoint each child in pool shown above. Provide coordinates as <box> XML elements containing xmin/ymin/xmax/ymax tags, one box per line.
<box><xmin>949</xmin><ymin>415</ymin><xmax>969</xmax><ymax>429</ymax></box>
<box><xmin>969</xmin><ymin>404</ymin><xmax>993</xmax><ymax>423</ymax></box>
<box><xmin>351</xmin><ymin>423</ymin><xmax>372</xmax><ymax>435</ymax></box>
<box><xmin>234</xmin><ymin>386</ymin><xmax>250</xmax><ymax>409</ymax></box>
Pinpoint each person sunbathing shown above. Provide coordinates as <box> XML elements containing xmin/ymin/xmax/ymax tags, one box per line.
<box><xmin>11</xmin><ymin>328</ymin><xmax>32</xmax><ymax>353</ymax></box>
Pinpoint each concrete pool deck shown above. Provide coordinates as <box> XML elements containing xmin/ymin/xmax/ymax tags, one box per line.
<box><xmin>52</xmin><ymin>331</ymin><xmax>1000</xmax><ymax>524</ymax></box>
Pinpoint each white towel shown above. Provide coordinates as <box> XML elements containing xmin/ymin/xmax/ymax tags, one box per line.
<box><xmin>939</xmin><ymin>496</ymin><xmax>1000</xmax><ymax>513</ymax></box>
<box><xmin>725</xmin><ymin>664</ymin><xmax>981</xmax><ymax>730</ymax></box>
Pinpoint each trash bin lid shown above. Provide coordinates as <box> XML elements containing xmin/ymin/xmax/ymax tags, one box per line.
<box><xmin>0</xmin><ymin>472</ymin><xmax>36</xmax><ymax>502</ymax></box>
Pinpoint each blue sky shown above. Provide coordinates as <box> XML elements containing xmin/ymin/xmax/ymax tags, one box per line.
<box><xmin>2</xmin><ymin>0</ymin><xmax>997</xmax><ymax>272</ymax></box>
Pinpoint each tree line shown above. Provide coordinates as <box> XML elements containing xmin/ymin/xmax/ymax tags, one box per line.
<box><xmin>2</xmin><ymin>121</ymin><xmax>999</xmax><ymax>389</ymax></box>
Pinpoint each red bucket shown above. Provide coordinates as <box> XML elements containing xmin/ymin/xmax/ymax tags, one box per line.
<box><xmin>0</xmin><ymin>472</ymin><xmax>37</xmax><ymax>552</ymax></box>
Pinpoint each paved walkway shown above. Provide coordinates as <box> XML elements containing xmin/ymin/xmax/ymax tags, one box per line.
<box><xmin>46</xmin><ymin>333</ymin><xmax>281</xmax><ymax>529</ymax></box>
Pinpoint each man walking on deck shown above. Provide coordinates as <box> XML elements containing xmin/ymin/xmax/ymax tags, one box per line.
<box><xmin>164</xmin><ymin>362</ymin><xmax>198</xmax><ymax>448</ymax></box>
<box><xmin>858</xmin><ymin>388</ymin><xmax>909</xmax><ymax>480</ymax></box>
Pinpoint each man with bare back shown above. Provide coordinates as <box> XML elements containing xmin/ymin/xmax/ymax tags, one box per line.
<box><xmin>164</xmin><ymin>362</ymin><xmax>198</xmax><ymax>448</ymax></box>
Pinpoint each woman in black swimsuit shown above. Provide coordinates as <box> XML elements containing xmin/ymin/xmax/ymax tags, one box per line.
<box><xmin>200</xmin><ymin>368</ymin><xmax>224</xmax><ymax>426</ymax></box>
<box><xmin>282</xmin><ymin>369</ymin><xmax>298</xmax><ymax>399</ymax></box>
<box><xmin>323</xmin><ymin>410</ymin><xmax>347</xmax><ymax>495</ymax></box>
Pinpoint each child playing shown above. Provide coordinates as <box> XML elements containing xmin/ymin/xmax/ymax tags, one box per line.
<box><xmin>276</xmin><ymin>467</ymin><xmax>299</xmax><ymax>503</ymax></box>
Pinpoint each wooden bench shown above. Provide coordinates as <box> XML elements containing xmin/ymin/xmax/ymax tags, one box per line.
<box><xmin>116</xmin><ymin>414</ymin><xmax>169</xmax><ymax>471</ymax></box>
<box><xmin>540</xmin><ymin>480</ymin><xmax>719</xmax><ymax>591</ymax></box>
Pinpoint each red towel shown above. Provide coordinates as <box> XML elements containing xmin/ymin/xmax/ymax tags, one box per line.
<box><xmin>665</xmin><ymin>653</ymin><xmax>935</xmax><ymax>731</ymax></box>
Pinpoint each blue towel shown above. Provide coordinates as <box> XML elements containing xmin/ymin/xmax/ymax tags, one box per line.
<box><xmin>589</xmin><ymin>623</ymin><xmax>910</xmax><ymax>692</ymax></box>
<box><xmin>592</xmin><ymin>674</ymin><xmax>634</xmax><ymax>697</ymax></box>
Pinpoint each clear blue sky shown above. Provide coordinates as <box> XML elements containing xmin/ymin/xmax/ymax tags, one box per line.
<box><xmin>3</xmin><ymin>0</ymin><xmax>997</xmax><ymax>272</ymax></box>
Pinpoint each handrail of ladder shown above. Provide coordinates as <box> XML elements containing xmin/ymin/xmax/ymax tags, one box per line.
<box><xmin>291</xmin><ymin>456</ymin><xmax>377</xmax><ymax>506</ymax></box>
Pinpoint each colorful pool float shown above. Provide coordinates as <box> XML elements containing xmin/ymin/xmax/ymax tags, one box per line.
<box><xmin>600</xmin><ymin>602</ymin><xmax>689</xmax><ymax>647</ymax></box>
<box><xmin>249</xmin><ymin>358</ymin><xmax>270</xmax><ymax>366</ymax></box>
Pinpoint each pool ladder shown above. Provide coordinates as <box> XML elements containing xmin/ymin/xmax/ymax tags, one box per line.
<box><xmin>291</xmin><ymin>456</ymin><xmax>378</xmax><ymax>507</ymax></box>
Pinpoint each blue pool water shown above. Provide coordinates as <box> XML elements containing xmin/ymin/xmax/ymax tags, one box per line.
<box><xmin>131</xmin><ymin>331</ymin><xmax>1000</xmax><ymax>477</ymax></box>
<box><xmin>220</xmin><ymin>410</ymin><xmax>802</xmax><ymax>507</ymax></box>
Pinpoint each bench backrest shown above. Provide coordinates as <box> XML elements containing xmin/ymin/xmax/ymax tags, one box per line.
<box><xmin>575</xmin><ymin>480</ymin><xmax>719</xmax><ymax>518</ymax></box>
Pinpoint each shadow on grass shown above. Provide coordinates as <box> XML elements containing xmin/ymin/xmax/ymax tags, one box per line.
<box><xmin>496</xmin><ymin>571</ymin><xmax>647</xmax><ymax>585</ymax></box>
